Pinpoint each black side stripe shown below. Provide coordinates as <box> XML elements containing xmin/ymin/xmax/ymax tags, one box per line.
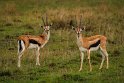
<box><xmin>19</xmin><ymin>40</ymin><xmax>22</xmax><ymax>52</ymax></box>
<box><xmin>89</xmin><ymin>40</ymin><xmax>100</xmax><ymax>49</ymax></box>
<box><xmin>29</xmin><ymin>39</ymin><xmax>41</xmax><ymax>46</ymax></box>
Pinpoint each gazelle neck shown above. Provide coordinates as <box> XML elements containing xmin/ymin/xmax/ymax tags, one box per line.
<box><xmin>46</xmin><ymin>30</ymin><xmax>50</xmax><ymax>41</ymax></box>
<box><xmin>42</xmin><ymin>30</ymin><xmax>50</xmax><ymax>41</ymax></box>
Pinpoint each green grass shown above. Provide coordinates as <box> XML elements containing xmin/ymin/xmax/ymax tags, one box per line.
<box><xmin>0</xmin><ymin>0</ymin><xmax>124</xmax><ymax>83</ymax></box>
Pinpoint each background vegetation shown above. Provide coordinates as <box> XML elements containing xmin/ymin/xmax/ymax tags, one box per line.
<box><xmin>0</xmin><ymin>0</ymin><xmax>124</xmax><ymax>82</ymax></box>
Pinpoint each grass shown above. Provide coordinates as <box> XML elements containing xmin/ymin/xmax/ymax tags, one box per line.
<box><xmin>0</xmin><ymin>0</ymin><xmax>124</xmax><ymax>83</ymax></box>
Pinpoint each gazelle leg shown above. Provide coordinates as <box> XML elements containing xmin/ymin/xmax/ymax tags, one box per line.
<box><xmin>87</xmin><ymin>50</ymin><xmax>92</xmax><ymax>71</ymax></box>
<box><xmin>99</xmin><ymin>50</ymin><xmax>105</xmax><ymax>69</ymax></box>
<box><xmin>103</xmin><ymin>50</ymin><xmax>109</xmax><ymax>69</ymax></box>
<box><xmin>18</xmin><ymin>52</ymin><xmax>24</xmax><ymax>67</ymax></box>
<box><xmin>17</xmin><ymin>40</ymin><xmax>25</xmax><ymax>67</ymax></box>
<box><xmin>36</xmin><ymin>47</ymin><xmax>40</xmax><ymax>66</ymax></box>
<box><xmin>100</xmin><ymin>48</ymin><xmax>109</xmax><ymax>69</ymax></box>
<box><xmin>79</xmin><ymin>52</ymin><xmax>84</xmax><ymax>71</ymax></box>
<box><xmin>18</xmin><ymin>47</ymin><xmax>25</xmax><ymax>67</ymax></box>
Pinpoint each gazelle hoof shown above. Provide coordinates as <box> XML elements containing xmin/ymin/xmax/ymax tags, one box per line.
<box><xmin>90</xmin><ymin>68</ymin><xmax>92</xmax><ymax>72</ymax></box>
<box><xmin>17</xmin><ymin>65</ymin><xmax>20</xmax><ymax>68</ymax></box>
<box><xmin>36</xmin><ymin>63</ymin><xmax>40</xmax><ymax>66</ymax></box>
<box><xmin>79</xmin><ymin>69</ymin><xmax>82</xmax><ymax>72</ymax></box>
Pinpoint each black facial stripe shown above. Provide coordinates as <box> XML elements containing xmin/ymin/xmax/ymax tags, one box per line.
<box><xmin>29</xmin><ymin>39</ymin><xmax>41</xmax><ymax>46</ymax></box>
<box><xmin>89</xmin><ymin>40</ymin><xmax>100</xmax><ymax>49</ymax></box>
<box><xmin>77</xmin><ymin>33</ymin><xmax>80</xmax><ymax>37</ymax></box>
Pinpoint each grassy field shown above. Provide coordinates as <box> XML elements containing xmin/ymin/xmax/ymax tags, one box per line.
<box><xmin>0</xmin><ymin>0</ymin><xmax>124</xmax><ymax>83</ymax></box>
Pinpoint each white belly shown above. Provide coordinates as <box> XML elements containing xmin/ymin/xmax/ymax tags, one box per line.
<box><xmin>79</xmin><ymin>45</ymin><xmax>100</xmax><ymax>52</ymax></box>
<box><xmin>28</xmin><ymin>44</ymin><xmax>39</xmax><ymax>49</ymax></box>
<box><xmin>90</xmin><ymin>45</ymin><xmax>100</xmax><ymax>51</ymax></box>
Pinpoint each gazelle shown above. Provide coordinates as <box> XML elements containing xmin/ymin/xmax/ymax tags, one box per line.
<box><xmin>71</xmin><ymin>17</ymin><xmax>109</xmax><ymax>71</ymax></box>
<box><xmin>17</xmin><ymin>16</ymin><xmax>52</xmax><ymax>67</ymax></box>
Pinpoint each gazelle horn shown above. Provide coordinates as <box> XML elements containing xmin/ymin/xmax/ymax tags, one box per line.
<box><xmin>42</xmin><ymin>17</ymin><xmax>45</xmax><ymax>25</ymax></box>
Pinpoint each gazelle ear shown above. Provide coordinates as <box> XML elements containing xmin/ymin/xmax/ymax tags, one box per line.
<box><xmin>80</xmin><ymin>28</ymin><xmax>83</xmax><ymax>32</ymax></box>
<box><xmin>83</xmin><ymin>26</ymin><xmax>86</xmax><ymax>30</ymax></box>
<box><xmin>50</xmin><ymin>23</ymin><xmax>53</xmax><ymax>26</ymax></box>
<box><xmin>72</xmin><ymin>26</ymin><xmax>75</xmax><ymax>30</ymax></box>
<box><xmin>81</xmin><ymin>26</ymin><xmax>86</xmax><ymax>31</ymax></box>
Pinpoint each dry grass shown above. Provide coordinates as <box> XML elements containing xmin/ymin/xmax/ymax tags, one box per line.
<box><xmin>0</xmin><ymin>0</ymin><xmax>124</xmax><ymax>82</ymax></box>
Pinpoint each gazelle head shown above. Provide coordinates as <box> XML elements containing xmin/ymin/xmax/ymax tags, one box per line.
<box><xmin>72</xmin><ymin>26</ymin><xmax>85</xmax><ymax>35</ymax></box>
<box><xmin>71</xmin><ymin>16</ymin><xmax>85</xmax><ymax>36</ymax></box>
<box><xmin>41</xmin><ymin>16</ymin><xmax>52</xmax><ymax>32</ymax></box>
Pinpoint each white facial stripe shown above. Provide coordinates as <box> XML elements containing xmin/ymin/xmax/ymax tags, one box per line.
<box><xmin>44</xmin><ymin>26</ymin><xmax>50</xmax><ymax>31</ymax></box>
<box><xmin>76</xmin><ymin>28</ymin><xmax>82</xmax><ymax>34</ymax></box>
